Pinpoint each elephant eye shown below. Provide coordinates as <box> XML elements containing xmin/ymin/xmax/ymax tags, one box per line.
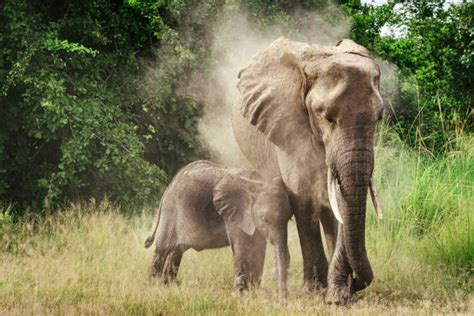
<box><xmin>324</xmin><ymin>114</ymin><xmax>335</xmax><ymax>124</ymax></box>
<box><xmin>314</xmin><ymin>109</ymin><xmax>335</xmax><ymax>126</ymax></box>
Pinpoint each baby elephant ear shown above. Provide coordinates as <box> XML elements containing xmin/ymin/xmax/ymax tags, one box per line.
<box><xmin>213</xmin><ymin>175</ymin><xmax>256</xmax><ymax>236</ymax></box>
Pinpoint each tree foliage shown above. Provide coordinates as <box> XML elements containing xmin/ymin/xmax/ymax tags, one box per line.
<box><xmin>0</xmin><ymin>0</ymin><xmax>471</xmax><ymax>213</ymax></box>
<box><xmin>343</xmin><ymin>0</ymin><xmax>472</xmax><ymax>151</ymax></box>
<box><xmin>0</xmin><ymin>0</ymin><xmax>221</xmax><ymax>213</ymax></box>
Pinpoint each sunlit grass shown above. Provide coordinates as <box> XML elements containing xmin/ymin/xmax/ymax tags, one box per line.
<box><xmin>1</xmin><ymin>208</ymin><xmax>469</xmax><ymax>314</ymax></box>
<box><xmin>1</xmin><ymin>132</ymin><xmax>472</xmax><ymax>314</ymax></box>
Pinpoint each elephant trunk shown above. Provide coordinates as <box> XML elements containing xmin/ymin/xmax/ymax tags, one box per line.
<box><xmin>334</xmin><ymin>144</ymin><xmax>374</xmax><ymax>292</ymax></box>
<box><xmin>275</xmin><ymin>231</ymin><xmax>289</xmax><ymax>305</ymax></box>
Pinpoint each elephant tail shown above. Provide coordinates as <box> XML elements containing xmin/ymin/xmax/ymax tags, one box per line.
<box><xmin>144</xmin><ymin>200</ymin><xmax>164</xmax><ymax>248</ymax></box>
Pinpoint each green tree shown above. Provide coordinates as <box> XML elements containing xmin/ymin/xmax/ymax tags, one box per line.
<box><xmin>343</xmin><ymin>0</ymin><xmax>472</xmax><ymax>151</ymax></box>
<box><xmin>0</xmin><ymin>0</ymin><xmax>221</xmax><ymax>214</ymax></box>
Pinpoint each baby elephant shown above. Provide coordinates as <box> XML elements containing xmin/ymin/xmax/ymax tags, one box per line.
<box><xmin>144</xmin><ymin>160</ymin><xmax>292</xmax><ymax>303</ymax></box>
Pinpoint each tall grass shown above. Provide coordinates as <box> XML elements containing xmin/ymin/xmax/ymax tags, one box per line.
<box><xmin>365</xmin><ymin>126</ymin><xmax>473</xmax><ymax>302</ymax></box>
<box><xmin>401</xmin><ymin>136</ymin><xmax>473</xmax><ymax>275</ymax></box>
<box><xmin>0</xmin><ymin>129</ymin><xmax>472</xmax><ymax>314</ymax></box>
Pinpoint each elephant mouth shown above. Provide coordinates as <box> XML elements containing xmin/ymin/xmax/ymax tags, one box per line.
<box><xmin>327</xmin><ymin>168</ymin><xmax>383</xmax><ymax>224</ymax></box>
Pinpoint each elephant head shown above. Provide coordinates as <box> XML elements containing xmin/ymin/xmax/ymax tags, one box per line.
<box><xmin>236</xmin><ymin>37</ymin><xmax>383</xmax><ymax>292</ymax></box>
<box><xmin>213</xmin><ymin>173</ymin><xmax>291</xmax><ymax>303</ymax></box>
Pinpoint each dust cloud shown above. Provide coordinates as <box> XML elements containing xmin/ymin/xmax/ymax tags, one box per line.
<box><xmin>188</xmin><ymin>11</ymin><xmax>273</xmax><ymax>168</ymax></box>
<box><xmin>188</xmin><ymin>5</ymin><xmax>398</xmax><ymax>167</ymax></box>
<box><xmin>376</xmin><ymin>58</ymin><xmax>400</xmax><ymax>122</ymax></box>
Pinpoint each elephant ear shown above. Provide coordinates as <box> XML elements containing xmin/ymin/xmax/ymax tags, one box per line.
<box><xmin>213</xmin><ymin>175</ymin><xmax>256</xmax><ymax>236</ymax></box>
<box><xmin>336</xmin><ymin>39</ymin><xmax>373</xmax><ymax>59</ymax></box>
<box><xmin>237</xmin><ymin>37</ymin><xmax>313</xmax><ymax>151</ymax></box>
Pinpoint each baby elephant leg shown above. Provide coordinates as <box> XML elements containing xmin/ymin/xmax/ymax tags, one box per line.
<box><xmin>150</xmin><ymin>248</ymin><xmax>167</xmax><ymax>279</ymax></box>
<box><xmin>163</xmin><ymin>249</ymin><xmax>183</xmax><ymax>285</ymax></box>
<box><xmin>229</xmin><ymin>229</ymin><xmax>266</xmax><ymax>293</ymax></box>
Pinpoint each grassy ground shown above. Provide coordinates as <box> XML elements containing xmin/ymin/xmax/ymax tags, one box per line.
<box><xmin>1</xmin><ymin>133</ymin><xmax>472</xmax><ymax>314</ymax></box>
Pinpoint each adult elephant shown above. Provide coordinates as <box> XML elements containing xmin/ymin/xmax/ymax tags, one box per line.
<box><xmin>231</xmin><ymin>37</ymin><xmax>383</xmax><ymax>304</ymax></box>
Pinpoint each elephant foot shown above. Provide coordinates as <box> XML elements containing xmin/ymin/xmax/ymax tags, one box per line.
<box><xmin>325</xmin><ymin>285</ymin><xmax>356</xmax><ymax>305</ymax></box>
<box><xmin>233</xmin><ymin>275</ymin><xmax>249</xmax><ymax>294</ymax></box>
<box><xmin>325</xmin><ymin>277</ymin><xmax>356</xmax><ymax>305</ymax></box>
<box><xmin>150</xmin><ymin>266</ymin><xmax>163</xmax><ymax>280</ymax></box>
<box><xmin>163</xmin><ymin>273</ymin><xmax>180</xmax><ymax>286</ymax></box>
<box><xmin>303</xmin><ymin>266</ymin><xmax>327</xmax><ymax>296</ymax></box>
<box><xmin>303</xmin><ymin>279</ymin><xmax>326</xmax><ymax>296</ymax></box>
<box><xmin>163</xmin><ymin>278</ymin><xmax>179</xmax><ymax>286</ymax></box>
<box><xmin>303</xmin><ymin>280</ymin><xmax>325</xmax><ymax>292</ymax></box>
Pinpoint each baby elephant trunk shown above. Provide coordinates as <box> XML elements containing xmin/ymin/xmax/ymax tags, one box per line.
<box><xmin>275</xmin><ymin>230</ymin><xmax>290</xmax><ymax>305</ymax></box>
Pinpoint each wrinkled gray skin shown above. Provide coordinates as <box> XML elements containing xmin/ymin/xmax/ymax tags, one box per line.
<box><xmin>144</xmin><ymin>160</ymin><xmax>292</xmax><ymax>303</ymax></box>
<box><xmin>232</xmin><ymin>37</ymin><xmax>384</xmax><ymax>304</ymax></box>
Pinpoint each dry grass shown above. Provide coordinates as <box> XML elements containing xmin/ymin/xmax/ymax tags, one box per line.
<box><xmin>0</xmin><ymin>204</ymin><xmax>471</xmax><ymax>315</ymax></box>
<box><xmin>1</xmin><ymin>133</ymin><xmax>472</xmax><ymax>314</ymax></box>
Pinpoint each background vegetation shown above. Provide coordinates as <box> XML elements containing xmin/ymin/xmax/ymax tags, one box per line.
<box><xmin>1</xmin><ymin>131</ymin><xmax>472</xmax><ymax>313</ymax></box>
<box><xmin>1</xmin><ymin>0</ymin><xmax>472</xmax><ymax>313</ymax></box>
<box><xmin>0</xmin><ymin>0</ymin><xmax>471</xmax><ymax>211</ymax></box>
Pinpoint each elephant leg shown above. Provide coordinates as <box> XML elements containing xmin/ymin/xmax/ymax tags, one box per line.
<box><xmin>271</xmin><ymin>248</ymin><xmax>279</xmax><ymax>282</ymax></box>
<box><xmin>163</xmin><ymin>249</ymin><xmax>183</xmax><ymax>285</ymax></box>
<box><xmin>326</xmin><ymin>223</ymin><xmax>355</xmax><ymax>304</ymax></box>
<box><xmin>247</xmin><ymin>232</ymin><xmax>266</xmax><ymax>287</ymax></box>
<box><xmin>228</xmin><ymin>229</ymin><xmax>266</xmax><ymax>293</ymax></box>
<box><xmin>319</xmin><ymin>205</ymin><xmax>338</xmax><ymax>259</ymax></box>
<box><xmin>292</xmin><ymin>198</ymin><xmax>328</xmax><ymax>292</ymax></box>
<box><xmin>231</xmin><ymin>245</ymin><xmax>250</xmax><ymax>293</ymax></box>
<box><xmin>150</xmin><ymin>248</ymin><xmax>167</xmax><ymax>279</ymax></box>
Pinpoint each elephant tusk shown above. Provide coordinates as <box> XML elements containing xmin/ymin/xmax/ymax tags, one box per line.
<box><xmin>328</xmin><ymin>168</ymin><xmax>343</xmax><ymax>224</ymax></box>
<box><xmin>369</xmin><ymin>177</ymin><xmax>383</xmax><ymax>220</ymax></box>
